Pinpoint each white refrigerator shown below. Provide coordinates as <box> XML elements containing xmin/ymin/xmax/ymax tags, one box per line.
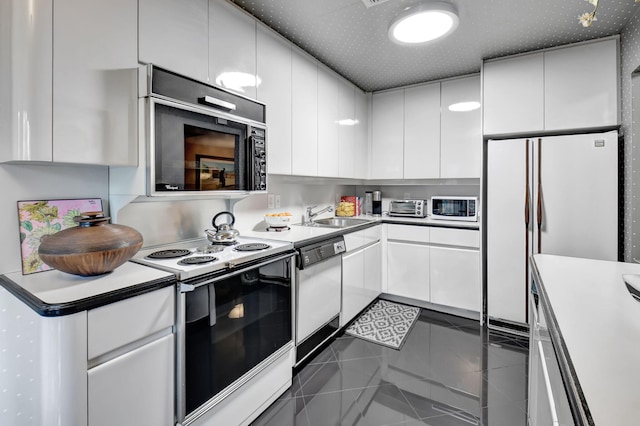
<box><xmin>487</xmin><ymin>131</ymin><xmax>619</xmax><ymax>326</ymax></box>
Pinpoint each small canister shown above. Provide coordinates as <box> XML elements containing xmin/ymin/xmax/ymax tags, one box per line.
<box><xmin>364</xmin><ymin>192</ymin><xmax>373</xmax><ymax>215</ymax></box>
<box><xmin>372</xmin><ymin>190</ymin><xmax>382</xmax><ymax>216</ymax></box>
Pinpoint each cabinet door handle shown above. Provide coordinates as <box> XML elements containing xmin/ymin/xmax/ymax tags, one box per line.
<box><xmin>198</xmin><ymin>95</ymin><xmax>236</xmax><ymax>111</ymax></box>
<box><xmin>537</xmin><ymin>138</ymin><xmax>543</xmax><ymax>253</ymax></box>
<box><xmin>525</xmin><ymin>139</ymin><xmax>531</xmax><ymax>321</ymax></box>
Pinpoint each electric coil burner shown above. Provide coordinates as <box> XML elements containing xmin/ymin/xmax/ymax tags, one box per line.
<box><xmin>147</xmin><ymin>249</ymin><xmax>192</xmax><ymax>259</ymax></box>
<box><xmin>177</xmin><ymin>256</ymin><xmax>217</xmax><ymax>266</ymax></box>
<box><xmin>235</xmin><ymin>243</ymin><xmax>271</xmax><ymax>252</ymax></box>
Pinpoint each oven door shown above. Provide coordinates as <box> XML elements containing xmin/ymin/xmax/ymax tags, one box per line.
<box><xmin>175</xmin><ymin>252</ymin><xmax>294</xmax><ymax>424</ymax></box>
<box><xmin>148</xmin><ymin>97</ymin><xmax>265</xmax><ymax>195</ymax></box>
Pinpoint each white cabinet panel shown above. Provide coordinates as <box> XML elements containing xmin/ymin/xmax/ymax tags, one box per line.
<box><xmin>139</xmin><ymin>0</ymin><xmax>209</xmax><ymax>83</ymax></box>
<box><xmin>387</xmin><ymin>224</ymin><xmax>430</xmax><ymax>243</ymax></box>
<box><xmin>87</xmin><ymin>286</ymin><xmax>174</xmax><ymax>360</ymax></box>
<box><xmin>209</xmin><ymin>0</ymin><xmax>257</xmax><ymax>99</ymax></box>
<box><xmin>430</xmin><ymin>246</ymin><xmax>480</xmax><ymax>312</ymax></box>
<box><xmin>387</xmin><ymin>241</ymin><xmax>430</xmax><ymax>302</ymax></box>
<box><xmin>338</xmin><ymin>80</ymin><xmax>357</xmax><ymax>178</ymax></box>
<box><xmin>0</xmin><ymin>0</ymin><xmax>53</xmax><ymax>162</ymax></box>
<box><xmin>257</xmin><ymin>25</ymin><xmax>292</xmax><ymax>175</ymax></box>
<box><xmin>487</xmin><ymin>139</ymin><xmax>529</xmax><ymax>324</ymax></box>
<box><xmin>88</xmin><ymin>334</ymin><xmax>174</xmax><ymax>426</ymax></box>
<box><xmin>363</xmin><ymin>242</ymin><xmax>382</xmax><ymax>302</ymax></box>
<box><xmin>483</xmin><ymin>53</ymin><xmax>544</xmax><ymax>135</ymax></box>
<box><xmin>403</xmin><ymin>83</ymin><xmax>440</xmax><ymax>179</ymax></box>
<box><xmin>291</xmin><ymin>50</ymin><xmax>318</xmax><ymax>176</ymax></box>
<box><xmin>371</xmin><ymin>90</ymin><xmax>404</xmax><ymax>179</ymax></box>
<box><xmin>317</xmin><ymin>66</ymin><xmax>340</xmax><ymax>177</ymax></box>
<box><xmin>355</xmin><ymin>90</ymin><xmax>369</xmax><ymax>179</ymax></box>
<box><xmin>430</xmin><ymin>227</ymin><xmax>479</xmax><ymax>248</ymax></box>
<box><xmin>341</xmin><ymin>249</ymin><xmax>366</xmax><ymax>326</ymax></box>
<box><xmin>344</xmin><ymin>229</ymin><xmax>366</xmax><ymax>252</ymax></box>
<box><xmin>544</xmin><ymin>38</ymin><xmax>619</xmax><ymax>131</ymax></box>
<box><xmin>440</xmin><ymin>75</ymin><xmax>481</xmax><ymax>178</ymax></box>
<box><xmin>53</xmin><ymin>0</ymin><xmax>138</xmax><ymax>165</ymax></box>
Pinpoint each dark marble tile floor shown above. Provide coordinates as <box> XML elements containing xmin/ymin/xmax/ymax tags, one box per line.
<box><xmin>252</xmin><ymin>306</ymin><xmax>529</xmax><ymax>426</ymax></box>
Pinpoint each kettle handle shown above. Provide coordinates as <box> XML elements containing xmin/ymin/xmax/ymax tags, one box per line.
<box><xmin>212</xmin><ymin>211</ymin><xmax>235</xmax><ymax>230</ymax></box>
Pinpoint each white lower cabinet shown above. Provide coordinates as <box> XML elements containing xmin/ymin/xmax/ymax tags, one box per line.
<box><xmin>88</xmin><ymin>334</ymin><xmax>174</xmax><ymax>426</ymax></box>
<box><xmin>430</xmin><ymin>246</ymin><xmax>480</xmax><ymax>312</ymax></box>
<box><xmin>387</xmin><ymin>241</ymin><xmax>430</xmax><ymax>302</ymax></box>
<box><xmin>341</xmin><ymin>227</ymin><xmax>382</xmax><ymax>326</ymax></box>
<box><xmin>386</xmin><ymin>224</ymin><xmax>480</xmax><ymax>313</ymax></box>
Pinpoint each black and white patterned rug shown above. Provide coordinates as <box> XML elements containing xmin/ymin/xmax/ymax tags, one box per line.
<box><xmin>345</xmin><ymin>300</ymin><xmax>420</xmax><ymax>350</ymax></box>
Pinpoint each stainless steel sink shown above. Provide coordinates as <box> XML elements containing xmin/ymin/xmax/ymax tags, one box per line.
<box><xmin>304</xmin><ymin>218</ymin><xmax>372</xmax><ymax>228</ymax></box>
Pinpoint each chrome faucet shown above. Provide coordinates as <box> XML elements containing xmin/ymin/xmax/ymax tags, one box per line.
<box><xmin>305</xmin><ymin>205</ymin><xmax>333</xmax><ymax>224</ymax></box>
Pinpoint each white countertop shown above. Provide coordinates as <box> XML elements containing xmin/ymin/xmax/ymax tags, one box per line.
<box><xmin>1</xmin><ymin>261</ymin><xmax>175</xmax><ymax>316</ymax></box>
<box><xmin>241</xmin><ymin>215</ymin><xmax>479</xmax><ymax>244</ymax></box>
<box><xmin>531</xmin><ymin>254</ymin><xmax>640</xmax><ymax>425</ymax></box>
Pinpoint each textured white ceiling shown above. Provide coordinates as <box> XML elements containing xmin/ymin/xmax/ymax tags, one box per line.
<box><xmin>230</xmin><ymin>0</ymin><xmax>640</xmax><ymax>92</ymax></box>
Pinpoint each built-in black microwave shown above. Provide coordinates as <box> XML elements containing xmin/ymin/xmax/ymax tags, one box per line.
<box><xmin>146</xmin><ymin>66</ymin><xmax>267</xmax><ymax>195</ymax></box>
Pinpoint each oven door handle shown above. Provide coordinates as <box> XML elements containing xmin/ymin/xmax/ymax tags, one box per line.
<box><xmin>198</xmin><ymin>95</ymin><xmax>237</xmax><ymax>111</ymax></box>
<box><xmin>179</xmin><ymin>251</ymin><xmax>296</xmax><ymax>292</ymax></box>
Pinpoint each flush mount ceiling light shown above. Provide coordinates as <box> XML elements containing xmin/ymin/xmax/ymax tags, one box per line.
<box><xmin>388</xmin><ymin>2</ymin><xmax>459</xmax><ymax>45</ymax></box>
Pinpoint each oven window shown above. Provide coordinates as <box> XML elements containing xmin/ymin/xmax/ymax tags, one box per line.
<box><xmin>184</xmin><ymin>257</ymin><xmax>292</xmax><ymax>414</ymax></box>
<box><xmin>393</xmin><ymin>202</ymin><xmax>416</xmax><ymax>213</ymax></box>
<box><xmin>153</xmin><ymin>103</ymin><xmax>246</xmax><ymax>192</ymax></box>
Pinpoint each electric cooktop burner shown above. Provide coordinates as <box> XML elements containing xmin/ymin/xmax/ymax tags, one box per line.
<box><xmin>147</xmin><ymin>249</ymin><xmax>192</xmax><ymax>259</ymax></box>
<box><xmin>196</xmin><ymin>245</ymin><xmax>226</xmax><ymax>254</ymax></box>
<box><xmin>235</xmin><ymin>243</ymin><xmax>271</xmax><ymax>252</ymax></box>
<box><xmin>178</xmin><ymin>256</ymin><xmax>217</xmax><ymax>265</ymax></box>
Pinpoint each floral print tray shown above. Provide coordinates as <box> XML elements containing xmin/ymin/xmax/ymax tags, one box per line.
<box><xmin>17</xmin><ymin>198</ymin><xmax>103</xmax><ymax>275</ymax></box>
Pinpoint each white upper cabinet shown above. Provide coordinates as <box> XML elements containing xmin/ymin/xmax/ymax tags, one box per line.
<box><xmin>0</xmin><ymin>0</ymin><xmax>53</xmax><ymax>162</ymax></box>
<box><xmin>53</xmin><ymin>0</ymin><xmax>138</xmax><ymax>165</ymax></box>
<box><xmin>257</xmin><ymin>24</ymin><xmax>292</xmax><ymax>175</ymax></box>
<box><xmin>1</xmin><ymin>0</ymin><xmax>137</xmax><ymax>165</ymax></box>
<box><xmin>209</xmin><ymin>0</ymin><xmax>257</xmax><ymax>99</ymax></box>
<box><xmin>483</xmin><ymin>37</ymin><xmax>619</xmax><ymax>135</ymax></box>
<box><xmin>371</xmin><ymin>89</ymin><xmax>404</xmax><ymax>179</ymax></box>
<box><xmin>355</xmin><ymin>89</ymin><xmax>369</xmax><ymax>179</ymax></box>
<box><xmin>483</xmin><ymin>52</ymin><xmax>544</xmax><ymax>135</ymax></box>
<box><xmin>440</xmin><ymin>75</ymin><xmax>481</xmax><ymax>178</ymax></box>
<box><xmin>403</xmin><ymin>82</ymin><xmax>441</xmax><ymax>179</ymax></box>
<box><xmin>291</xmin><ymin>49</ymin><xmax>318</xmax><ymax>177</ymax></box>
<box><xmin>317</xmin><ymin>66</ymin><xmax>340</xmax><ymax>177</ymax></box>
<box><xmin>139</xmin><ymin>0</ymin><xmax>209</xmax><ymax>84</ymax></box>
<box><xmin>338</xmin><ymin>80</ymin><xmax>357</xmax><ymax>178</ymax></box>
<box><xmin>544</xmin><ymin>38</ymin><xmax>619</xmax><ymax>131</ymax></box>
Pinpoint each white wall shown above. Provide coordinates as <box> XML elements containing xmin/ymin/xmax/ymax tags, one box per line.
<box><xmin>0</xmin><ymin>164</ymin><xmax>109</xmax><ymax>274</ymax></box>
<box><xmin>621</xmin><ymin>8</ymin><xmax>640</xmax><ymax>262</ymax></box>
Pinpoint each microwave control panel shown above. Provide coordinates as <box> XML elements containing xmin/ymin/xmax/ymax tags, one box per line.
<box><xmin>251</xmin><ymin>127</ymin><xmax>267</xmax><ymax>191</ymax></box>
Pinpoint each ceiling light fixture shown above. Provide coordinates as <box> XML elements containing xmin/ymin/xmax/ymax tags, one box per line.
<box><xmin>388</xmin><ymin>2</ymin><xmax>459</xmax><ymax>45</ymax></box>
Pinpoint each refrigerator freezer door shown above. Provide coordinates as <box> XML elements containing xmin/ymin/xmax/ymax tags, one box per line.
<box><xmin>487</xmin><ymin>138</ymin><xmax>531</xmax><ymax>324</ymax></box>
<box><xmin>534</xmin><ymin>132</ymin><xmax>618</xmax><ymax>261</ymax></box>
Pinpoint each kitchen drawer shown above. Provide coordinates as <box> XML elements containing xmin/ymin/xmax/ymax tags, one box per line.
<box><xmin>87</xmin><ymin>286</ymin><xmax>175</xmax><ymax>360</ymax></box>
<box><xmin>387</xmin><ymin>224</ymin><xmax>430</xmax><ymax>243</ymax></box>
<box><xmin>364</xmin><ymin>224</ymin><xmax>381</xmax><ymax>246</ymax></box>
<box><xmin>343</xmin><ymin>229</ymin><xmax>366</xmax><ymax>252</ymax></box>
<box><xmin>430</xmin><ymin>227</ymin><xmax>479</xmax><ymax>248</ymax></box>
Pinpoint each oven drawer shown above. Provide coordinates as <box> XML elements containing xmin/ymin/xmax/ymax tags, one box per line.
<box><xmin>87</xmin><ymin>286</ymin><xmax>174</xmax><ymax>360</ymax></box>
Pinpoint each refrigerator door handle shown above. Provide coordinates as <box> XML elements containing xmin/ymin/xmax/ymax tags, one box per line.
<box><xmin>537</xmin><ymin>138</ymin><xmax>543</xmax><ymax>253</ymax></box>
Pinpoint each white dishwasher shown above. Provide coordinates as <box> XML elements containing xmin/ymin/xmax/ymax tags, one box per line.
<box><xmin>295</xmin><ymin>236</ymin><xmax>345</xmax><ymax>366</ymax></box>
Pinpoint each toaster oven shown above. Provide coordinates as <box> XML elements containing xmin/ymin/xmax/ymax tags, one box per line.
<box><xmin>389</xmin><ymin>200</ymin><xmax>428</xmax><ymax>217</ymax></box>
<box><xmin>431</xmin><ymin>196</ymin><xmax>478</xmax><ymax>221</ymax></box>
